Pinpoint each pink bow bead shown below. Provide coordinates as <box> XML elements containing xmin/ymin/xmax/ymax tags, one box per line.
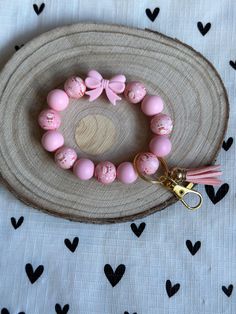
<box><xmin>85</xmin><ymin>70</ymin><xmax>126</xmax><ymax>105</ymax></box>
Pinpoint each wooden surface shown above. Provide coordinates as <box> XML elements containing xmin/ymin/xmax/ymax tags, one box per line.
<box><xmin>0</xmin><ymin>23</ymin><xmax>229</xmax><ymax>223</ymax></box>
<box><xmin>75</xmin><ymin>114</ymin><xmax>117</xmax><ymax>155</ymax></box>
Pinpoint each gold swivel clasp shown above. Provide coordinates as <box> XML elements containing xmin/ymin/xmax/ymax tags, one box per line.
<box><xmin>133</xmin><ymin>154</ymin><xmax>203</xmax><ymax>210</ymax></box>
<box><xmin>160</xmin><ymin>176</ymin><xmax>203</xmax><ymax>210</ymax></box>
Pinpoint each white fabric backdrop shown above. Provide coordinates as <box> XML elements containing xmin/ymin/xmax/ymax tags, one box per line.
<box><xmin>0</xmin><ymin>0</ymin><xmax>235</xmax><ymax>313</ymax></box>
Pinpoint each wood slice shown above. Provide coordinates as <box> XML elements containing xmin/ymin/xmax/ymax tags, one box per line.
<box><xmin>0</xmin><ymin>23</ymin><xmax>229</xmax><ymax>223</ymax></box>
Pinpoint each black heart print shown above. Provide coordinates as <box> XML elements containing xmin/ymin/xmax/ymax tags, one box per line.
<box><xmin>33</xmin><ymin>3</ymin><xmax>45</xmax><ymax>15</ymax></box>
<box><xmin>1</xmin><ymin>309</ymin><xmax>25</xmax><ymax>314</ymax></box>
<box><xmin>64</xmin><ymin>237</ymin><xmax>79</xmax><ymax>253</ymax></box>
<box><xmin>197</xmin><ymin>22</ymin><xmax>211</xmax><ymax>36</ymax></box>
<box><xmin>222</xmin><ymin>137</ymin><xmax>233</xmax><ymax>151</ymax></box>
<box><xmin>25</xmin><ymin>263</ymin><xmax>44</xmax><ymax>284</ymax></box>
<box><xmin>11</xmin><ymin>216</ymin><xmax>24</xmax><ymax>229</ymax></box>
<box><xmin>186</xmin><ymin>240</ymin><xmax>201</xmax><ymax>256</ymax></box>
<box><xmin>104</xmin><ymin>264</ymin><xmax>126</xmax><ymax>287</ymax></box>
<box><xmin>55</xmin><ymin>304</ymin><xmax>70</xmax><ymax>314</ymax></box>
<box><xmin>222</xmin><ymin>285</ymin><xmax>233</xmax><ymax>297</ymax></box>
<box><xmin>130</xmin><ymin>222</ymin><xmax>146</xmax><ymax>238</ymax></box>
<box><xmin>14</xmin><ymin>44</ymin><xmax>24</xmax><ymax>51</ymax></box>
<box><xmin>166</xmin><ymin>280</ymin><xmax>180</xmax><ymax>297</ymax></box>
<box><xmin>205</xmin><ymin>183</ymin><xmax>229</xmax><ymax>204</ymax></box>
<box><xmin>145</xmin><ymin>8</ymin><xmax>160</xmax><ymax>22</ymax></box>
<box><xmin>229</xmin><ymin>60</ymin><xmax>236</xmax><ymax>70</ymax></box>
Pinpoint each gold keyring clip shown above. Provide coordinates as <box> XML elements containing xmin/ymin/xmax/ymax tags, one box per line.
<box><xmin>160</xmin><ymin>176</ymin><xmax>203</xmax><ymax>210</ymax></box>
<box><xmin>133</xmin><ymin>154</ymin><xmax>203</xmax><ymax>210</ymax></box>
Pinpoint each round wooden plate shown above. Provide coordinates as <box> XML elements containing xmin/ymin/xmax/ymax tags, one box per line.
<box><xmin>0</xmin><ymin>23</ymin><xmax>229</xmax><ymax>223</ymax></box>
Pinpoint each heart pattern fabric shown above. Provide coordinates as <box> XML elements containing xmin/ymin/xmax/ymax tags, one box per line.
<box><xmin>0</xmin><ymin>1</ymin><xmax>235</xmax><ymax>314</ymax></box>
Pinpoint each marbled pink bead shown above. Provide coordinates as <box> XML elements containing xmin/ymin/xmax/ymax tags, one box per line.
<box><xmin>150</xmin><ymin>113</ymin><xmax>173</xmax><ymax>135</ymax></box>
<box><xmin>124</xmin><ymin>81</ymin><xmax>146</xmax><ymax>104</ymax></box>
<box><xmin>95</xmin><ymin>161</ymin><xmax>116</xmax><ymax>184</ymax></box>
<box><xmin>117</xmin><ymin>162</ymin><xmax>138</xmax><ymax>184</ymax></box>
<box><xmin>47</xmin><ymin>89</ymin><xmax>69</xmax><ymax>111</ymax></box>
<box><xmin>73</xmin><ymin>158</ymin><xmax>95</xmax><ymax>180</ymax></box>
<box><xmin>41</xmin><ymin>130</ymin><xmax>64</xmax><ymax>152</ymax></box>
<box><xmin>149</xmin><ymin>135</ymin><xmax>172</xmax><ymax>157</ymax></box>
<box><xmin>136</xmin><ymin>152</ymin><xmax>159</xmax><ymax>175</ymax></box>
<box><xmin>141</xmin><ymin>95</ymin><xmax>164</xmax><ymax>116</ymax></box>
<box><xmin>64</xmin><ymin>76</ymin><xmax>86</xmax><ymax>99</ymax></box>
<box><xmin>54</xmin><ymin>147</ymin><xmax>77</xmax><ymax>169</ymax></box>
<box><xmin>38</xmin><ymin>109</ymin><xmax>61</xmax><ymax>130</ymax></box>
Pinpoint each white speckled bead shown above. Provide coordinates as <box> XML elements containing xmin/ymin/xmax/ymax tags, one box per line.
<box><xmin>38</xmin><ymin>109</ymin><xmax>61</xmax><ymax>130</ymax></box>
<box><xmin>95</xmin><ymin>161</ymin><xmax>116</xmax><ymax>184</ymax></box>
<box><xmin>124</xmin><ymin>81</ymin><xmax>147</xmax><ymax>104</ymax></box>
<box><xmin>64</xmin><ymin>76</ymin><xmax>86</xmax><ymax>99</ymax></box>
<box><xmin>136</xmin><ymin>152</ymin><xmax>159</xmax><ymax>175</ymax></box>
<box><xmin>54</xmin><ymin>147</ymin><xmax>77</xmax><ymax>169</ymax></box>
<box><xmin>150</xmin><ymin>113</ymin><xmax>173</xmax><ymax>135</ymax></box>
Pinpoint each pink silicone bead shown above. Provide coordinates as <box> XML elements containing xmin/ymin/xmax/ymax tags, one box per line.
<box><xmin>95</xmin><ymin>161</ymin><xmax>116</xmax><ymax>184</ymax></box>
<box><xmin>149</xmin><ymin>135</ymin><xmax>172</xmax><ymax>157</ymax></box>
<box><xmin>150</xmin><ymin>113</ymin><xmax>173</xmax><ymax>135</ymax></box>
<box><xmin>47</xmin><ymin>89</ymin><xmax>69</xmax><ymax>111</ymax></box>
<box><xmin>124</xmin><ymin>81</ymin><xmax>146</xmax><ymax>104</ymax></box>
<box><xmin>136</xmin><ymin>152</ymin><xmax>159</xmax><ymax>175</ymax></box>
<box><xmin>38</xmin><ymin>109</ymin><xmax>61</xmax><ymax>130</ymax></box>
<box><xmin>64</xmin><ymin>76</ymin><xmax>86</xmax><ymax>99</ymax></box>
<box><xmin>73</xmin><ymin>158</ymin><xmax>95</xmax><ymax>180</ymax></box>
<box><xmin>41</xmin><ymin>130</ymin><xmax>64</xmax><ymax>152</ymax></box>
<box><xmin>141</xmin><ymin>95</ymin><xmax>164</xmax><ymax>116</ymax></box>
<box><xmin>117</xmin><ymin>162</ymin><xmax>138</xmax><ymax>184</ymax></box>
<box><xmin>54</xmin><ymin>147</ymin><xmax>77</xmax><ymax>169</ymax></box>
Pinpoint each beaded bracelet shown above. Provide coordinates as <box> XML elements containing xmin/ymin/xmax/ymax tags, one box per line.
<box><xmin>38</xmin><ymin>70</ymin><xmax>222</xmax><ymax>210</ymax></box>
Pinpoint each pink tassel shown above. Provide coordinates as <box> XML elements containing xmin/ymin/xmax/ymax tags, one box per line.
<box><xmin>185</xmin><ymin>165</ymin><xmax>222</xmax><ymax>186</ymax></box>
